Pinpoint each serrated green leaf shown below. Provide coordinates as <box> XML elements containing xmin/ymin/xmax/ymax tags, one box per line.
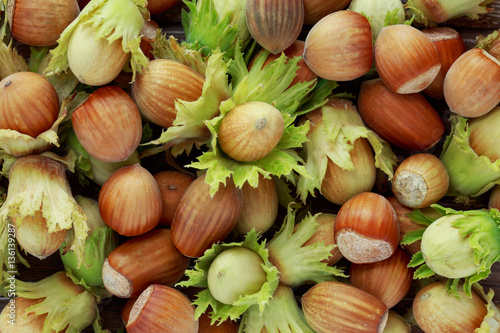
<box><xmin>229</xmin><ymin>50</ymin><xmax>316</xmax><ymax>114</ymax></box>
<box><xmin>182</xmin><ymin>0</ymin><xmax>250</xmax><ymax>57</ymax></box>
<box><xmin>406</xmin><ymin>208</ymin><xmax>439</xmax><ymax>226</ymax></box>
<box><xmin>177</xmin><ymin>230</ymin><xmax>279</xmax><ymax>324</ymax></box>
<box><xmin>15</xmin><ymin>271</ymin><xmax>98</xmax><ymax>333</ymax></box>
<box><xmin>188</xmin><ymin>47</ymin><xmax>315</xmax><ymax>195</ymax></box>
<box><xmin>190</xmin><ymin>147</ymin><xmax>309</xmax><ymax>197</ymax></box>
<box><xmin>273</xmin><ymin>175</ymin><xmax>297</xmax><ymax>209</ymax></box>
<box><xmin>400</xmin><ymin>228</ymin><xmax>426</xmax><ymax>246</ymax></box>
<box><xmin>413</xmin><ymin>263</ymin><xmax>436</xmax><ymax>279</ymax></box>
<box><xmin>384</xmin><ymin>8</ymin><xmax>405</xmax><ymax>26</ymax></box>
<box><xmin>296</xmin><ymin>99</ymin><xmax>397</xmax><ymax>203</ymax></box>
<box><xmin>0</xmin><ymin>39</ymin><xmax>29</xmax><ymax>80</ymax></box>
<box><xmin>275</xmin><ymin>116</ymin><xmax>309</xmax><ymax>150</ymax></box>
<box><xmin>408</xmin><ymin>251</ymin><xmax>425</xmax><ymax>268</ymax></box>
<box><xmin>266</xmin><ymin>204</ymin><xmax>347</xmax><ymax>286</ymax></box>
<box><xmin>145</xmin><ymin>50</ymin><xmax>230</xmax><ymax>156</ymax></box>
<box><xmin>240</xmin><ymin>284</ymin><xmax>314</xmax><ymax>333</ymax></box>
<box><xmin>295</xmin><ymin>79</ymin><xmax>339</xmax><ymax>117</ymax></box>
<box><xmin>151</xmin><ymin>33</ymin><xmax>207</xmax><ymax>74</ymax></box>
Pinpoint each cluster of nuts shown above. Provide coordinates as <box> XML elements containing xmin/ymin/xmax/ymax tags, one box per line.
<box><xmin>0</xmin><ymin>0</ymin><xmax>500</xmax><ymax>332</ymax></box>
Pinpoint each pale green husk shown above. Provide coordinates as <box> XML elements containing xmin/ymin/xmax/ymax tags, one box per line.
<box><xmin>405</xmin><ymin>0</ymin><xmax>494</xmax><ymax>25</ymax></box>
<box><xmin>182</xmin><ymin>0</ymin><xmax>250</xmax><ymax>57</ymax></box>
<box><xmin>0</xmin><ymin>156</ymin><xmax>89</xmax><ymax>278</ymax></box>
<box><xmin>296</xmin><ymin>99</ymin><xmax>398</xmax><ymax>203</ymax></box>
<box><xmin>273</xmin><ymin>175</ymin><xmax>297</xmax><ymax>209</ymax></box>
<box><xmin>440</xmin><ymin>115</ymin><xmax>500</xmax><ymax>203</ymax></box>
<box><xmin>0</xmin><ymin>39</ymin><xmax>28</xmax><ymax>80</ymax></box>
<box><xmin>14</xmin><ymin>271</ymin><xmax>98</xmax><ymax>333</ymax></box>
<box><xmin>177</xmin><ymin>230</ymin><xmax>279</xmax><ymax>324</ymax></box>
<box><xmin>0</xmin><ymin>151</ymin><xmax>16</xmax><ymax>178</ymax></box>
<box><xmin>61</xmin><ymin>127</ymin><xmax>92</xmax><ymax>186</ymax></box>
<box><xmin>349</xmin><ymin>0</ymin><xmax>405</xmax><ymax>39</ymax></box>
<box><xmin>407</xmin><ymin>205</ymin><xmax>500</xmax><ymax>297</ymax></box>
<box><xmin>239</xmin><ymin>284</ymin><xmax>314</xmax><ymax>333</ymax></box>
<box><xmin>476</xmin><ymin>29</ymin><xmax>500</xmax><ymax>52</ymax></box>
<box><xmin>60</xmin><ymin>197</ymin><xmax>118</xmax><ymax>289</ymax></box>
<box><xmin>473</xmin><ymin>283</ymin><xmax>500</xmax><ymax>332</ymax></box>
<box><xmin>266</xmin><ymin>204</ymin><xmax>346</xmax><ymax>287</ymax></box>
<box><xmin>0</xmin><ymin>2</ymin><xmax>10</xmax><ymax>46</ymax></box>
<box><xmin>45</xmin><ymin>0</ymin><xmax>149</xmax><ymax>82</ymax></box>
<box><xmin>151</xmin><ymin>33</ymin><xmax>208</xmax><ymax>74</ymax></box>
<box><xmin>188</xmin><ymin>46</ymin><xmax>337</xmax><ymax>196</ymax></box>
<box><xmin>144</xmin><ymin>47</ymin><xmax>230</xmax><ymax>157</ymax></box>
<box><xmin>62</xmin><ymin>125</ymin><xmax>140</xmax><ymax>186</ymax></box>
<box><xmin>88</xmin><ymin>151</ymin><xmax>140</xmax><ymax>186</ymax></box>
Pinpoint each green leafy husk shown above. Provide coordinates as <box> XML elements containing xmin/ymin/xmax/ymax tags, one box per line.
<box><xmin>273</xmin><ymin>175</ymin><xmax>297</xmax><ymax>209</ymax></box>
<box><xmin>407</xmin><ymin>204</ymin><xmax>500</xmax><ymax>297</ymax></box>
<box><xmin>296</xmin><ymin>99</ymin><xmax>398</xmax><ymax>203</ymax></box>
<box><xmin>14</xmin><ymin>271</ymin><xmax>98</xmax><ymax>333</ymax></box>
<box><xmin>0</xmin><ymin>155</ymin><xmax>89</xmax><ymax>282</ymax></box>
<box><xmin>60</xmin><ymin>196</ymin><xmax>118</xmax><ymax>291</ymax></box>
<box><xmin>440</xmin><ymin>115</ymin><xmax>500</xmax><ymax>203</ymax></box>
<box><xmin>266</xmin><ymin>204</ymin><xmax>346</xmax><ymax>287</ymax></box>
<box><xmin>60</xmin><ymin>127</ymin><xmax>92</xmax><ymax>186</ymax></box>
<box><xmin>143</xmin><ymin>48</ymin><xmax>230</xmax><ymax>157</ymax></box>
<box><xmin>349</xmin><ymin>0</ymin><xmax>405</xmax><ymax>39</ymax></box>
<box><xmin>405</xmin><ymin>0</ymin><xmax>494</xmax><ymax>26</ymax></box>
<box><xmin>0</xmin><ymin>152</ymin><xmax>16</xmax><ymax>178</ymax></box>
<box><xmin>151</xmin><ymin>33</ymin><xmax>208</xmax><ymax>74</ymax></box>
<box><xmin>182</xmin><ymin>0</ymin><xmax>250</xmax><ymax>57</ymax></box>
<box><xmin>473</xmin><ymin>283</ymin><xmax>500</xmax><ymax>332</ymax></box>
<box><xmin>239</xmin><ymin>284</ymin><xmax>314</xmax><ymax>333</ymax></box>
<box><xmin>65</xmin><ymin>231</ymin><xmax>115</xmax><ymax>280</ymax></box>
<box><xmin>29</xmin><ymin>47</ymin><xmax>80</xmax><ymax>103</ymax></box>
<box><xmin>476</xmin><ymin>29</ymin><xmax>500</xmax><ymax>53</ymax></box>
<box><xmin>88</xmin><ymin>151</ymin><xmax>141</xmax><ymax>186</ymax></box>
<box><xmin>0</xmin><ymin>39</ymin><xmax>28</xmax><ymax>80</ymax></box>
<box><xmin>400</xmin><ymin>208</ymin><xmax>438</xmax><ymax>246</ymax></box>
<box><xmin>188</xmin><ymin>45</ymin><xmax>337</xmax><ymax>196</ymax></box>
<box><xmin>0</xmin><ymin>1</ymin><xmax>8</xmax><ymax>42</ymax></box>
<box><xmin>61</xmin><ymin>125</ymin><xmax>141</xmax><ymax>186</ymax></box>
<box><xmin>45</xmin><ymin>0</ymin><xmax>149</xmax><ymax>82</ymax></box>
<box><xmin>177</xmin><ymin>230</ymin><xmax>279</xmax><ymax>324</ymax></box>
